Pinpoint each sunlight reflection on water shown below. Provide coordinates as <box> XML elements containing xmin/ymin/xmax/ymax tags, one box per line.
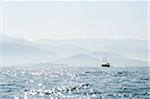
<box><xmin>0</xmin><ymin>66</ymin><xmax>149</xmax><ymax>99</ymax></box>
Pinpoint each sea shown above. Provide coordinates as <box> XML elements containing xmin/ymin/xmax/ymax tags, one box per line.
<box><xmin>0</xmin><ymin>66</ymin><xmax>150</xmax><ymax>99</ymax></box>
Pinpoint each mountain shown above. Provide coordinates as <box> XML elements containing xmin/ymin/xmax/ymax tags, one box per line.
<box><xmin>55</xmin><ymin>54</ymin><xmax>148</xmax><ymax>67</ymax></box>
<box><xmin>0</xmin><ymin>35</ymin><xmax>148</xmax><ymax>66</ymax></box>
<box><xmin>34</xmin><ymin>41</ymin><xmax>89</xmax><ymax>57</ymax></box>
<box><xmin>0</xmin><ymin>42</ymin><xmax>57</xmax><ymax>65</ymax></box>
<box><xmin>51</xmin><ymin>44</ymin><xmax>89</xmax><ymax>57</ymax></box>
<box><xmin>0</xmin><ymin>35</ymin><xmax>57</xmax><ymax>65</ymax></box>
<box><xmin>0</xmin><ymin>34</ymin><xmax>31</xmax><ymax>45</ymax></box>
<box><xmin>62</xmin><ymin>39</ymin><xmax>148</xmax><ymax>61</ymax></box>
<box><xmin>55</xmin><ymin>54</ymin><xmax>99</xmax><ymax>67</ymax></box>
<box><xmin>89</xmin><ymin>52</ymin><xmax>122</xmax><ymax>59</ymax></box>
<box><xmin>36</xmin><ymin>39</ymin><xmax>148</xmax><ymax>61</ymax></box>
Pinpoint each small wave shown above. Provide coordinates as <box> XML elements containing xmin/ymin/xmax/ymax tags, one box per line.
<box><xmin>0</xmin><ymin>83</ymin><xmax>16</xmax><ymax>86</ymax></box>
<box><xmin>114</xmin><ymin>71</ymin><xmax>130</xmax><ymax>77</ymax></box>
<box><xmin>24</xmin><ymin>83</ymin><xmax>99</xmax><ymax>97</ymax></box>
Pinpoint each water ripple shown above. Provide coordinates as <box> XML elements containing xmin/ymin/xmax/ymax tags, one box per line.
<box><xmin>0</xmin><ymin>66</ymin><xmax>149</xmax><ymax>99</ymax></box>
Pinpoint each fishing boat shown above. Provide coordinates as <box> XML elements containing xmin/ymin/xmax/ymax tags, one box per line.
<box><xmin>101</xmin><ymin>57</ymin><xmax>110</xmax><ymax>67</ymax></box>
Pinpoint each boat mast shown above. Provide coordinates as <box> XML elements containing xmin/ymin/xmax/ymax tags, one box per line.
<box><xmin>103</xmin><ymin>57</ymin><xmax>107</xmax><ymax>63</ymax></box>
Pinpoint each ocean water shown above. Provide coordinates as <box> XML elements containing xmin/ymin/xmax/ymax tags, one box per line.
<box><xmin>0</xmin><ymin>66</ymin><xmax>150</xmax><ymax>99</ymax></box>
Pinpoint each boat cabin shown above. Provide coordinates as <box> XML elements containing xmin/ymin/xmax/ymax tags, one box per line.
<box><xmin>101</xmin><ymin>57</ymin><xmax>110</xmax><ymax>67</ymax></box>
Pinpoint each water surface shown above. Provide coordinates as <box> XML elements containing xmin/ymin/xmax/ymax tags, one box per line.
<box><xmin>0</xmin><ymin>66</ymin><xmax>150</xmax><ymax>99</ymax></box>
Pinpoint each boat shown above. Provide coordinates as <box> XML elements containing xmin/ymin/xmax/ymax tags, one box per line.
<box><xmin>101</xmin><ymin>57</ymin><xmax>110</xmax><ymax>67</ymax></box>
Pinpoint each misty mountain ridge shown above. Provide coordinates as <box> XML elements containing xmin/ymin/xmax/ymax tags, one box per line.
<box><xmin>0</xmin><ymin>35</ymin><xmax>148</xmax><ymax>67</ymax></box>
<box><xmin>55</xmin><ymin>53</ymin><xmax>148</xmax><ymax>67</ymax></box>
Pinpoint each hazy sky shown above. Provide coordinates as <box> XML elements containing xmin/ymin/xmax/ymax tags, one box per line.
<box><xmin>1</xmin><ymin>1</ymin><xmax>148</xmax><ymax>40</ymax></box>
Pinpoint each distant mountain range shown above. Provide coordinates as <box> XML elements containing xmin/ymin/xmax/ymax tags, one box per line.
<box><xmin>0</xmin><ymin>35</ymin><xmax>148</xmax><ymax>67</ymax></box>
<box><xmin>55</xmin><ymin>53</ymin><xmax>147</xmax><ymax>67</ymax></box>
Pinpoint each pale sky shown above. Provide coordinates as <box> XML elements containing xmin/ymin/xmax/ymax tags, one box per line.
<box><xmin>1</xmin><ymin>1</ymin><xmax>148</xmax><ymax>40</ymax></box>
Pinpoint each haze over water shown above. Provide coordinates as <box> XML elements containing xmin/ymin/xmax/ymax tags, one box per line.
<box><xmin>0</xmin><ymin>0</ymin><xmax>149</xmax><ymax>99</ymax></box>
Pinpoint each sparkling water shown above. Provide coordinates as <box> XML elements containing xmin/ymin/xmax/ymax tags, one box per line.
<box><xmin>0</xmin><ymin>66</ymin><xmax>150</xmax><ymax>99</ymax></box>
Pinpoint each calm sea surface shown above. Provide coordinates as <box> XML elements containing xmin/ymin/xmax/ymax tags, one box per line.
<box><xmin>0</xmin><ymin>66</ymin><xmax>150</xmax><ymax>99</ymax></box>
